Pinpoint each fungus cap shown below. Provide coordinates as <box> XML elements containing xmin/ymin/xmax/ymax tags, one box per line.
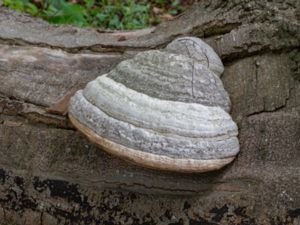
<box><xmin>68</xmin><ymin>37</ymin><xmax>239</xmax><ymax>173</ymax></box>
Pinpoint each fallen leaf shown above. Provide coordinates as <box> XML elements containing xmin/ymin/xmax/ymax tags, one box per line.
<box><xmin>152</xmin><ymin>7</ymin><xmax>163</xmax><ymax>14</ymax></box>
<box><xmin>47</xmin><ymin>83</ymin><xmax>87</xmax><ymax>116</ymax></box>
<box><xmin>160</xmin><ymin>14</ymin><xmax>174</xmax><ymax>21</ymax></box>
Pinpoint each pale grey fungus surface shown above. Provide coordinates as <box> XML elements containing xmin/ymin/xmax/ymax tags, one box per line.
<box><xmin>68</xmin><ymin>37</ymin><xmax>240</xmax><ymax>172</ymax></box>
<box><xmin>166</xmin><ymin>37</ymin><xmax>224</xmax><ymax>77</ymax></box>
<box><xmin>108</xmin><ymin>50</ymin><xmax>231</xmax><ymax>112</ymax></box>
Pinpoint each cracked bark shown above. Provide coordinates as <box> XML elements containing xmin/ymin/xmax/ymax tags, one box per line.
<box><xmin>0</xmin><ymin>1</ymin><xmax>300</xmax><ymax>225</ymax></box>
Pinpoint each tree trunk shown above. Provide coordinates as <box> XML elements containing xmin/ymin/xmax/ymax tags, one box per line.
<box><xmin>0</xmin><ymin>1</ymin><xmax>299</xmax><ymax>224</ymax></box>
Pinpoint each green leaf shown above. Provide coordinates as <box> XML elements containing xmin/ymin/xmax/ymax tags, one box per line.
<box><xmin>26</xmin><ymin>2</ymin><xmax>38</xmax><ymax>15</ymax></box>
<box><xmin>168</xmin><ymin>9</ymin><xmax>178</xmax><ymax>15</ymax></box>
<box><xmin>84</xmin><ymin>0</ymin><xmax>94</xmax><ymax>9</ymax></box>
<box><xmin>4</xmin><ymin>0</ymin><xmax>154</xmax><ymax>30</ymax></box>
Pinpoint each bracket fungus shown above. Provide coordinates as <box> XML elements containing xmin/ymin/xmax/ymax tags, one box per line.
<box><xmin>68</xmin><ymin>37</ymin><xmax>239</xmax><ymax>173</ymax></box>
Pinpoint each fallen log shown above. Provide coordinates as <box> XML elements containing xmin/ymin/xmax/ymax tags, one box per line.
<box><xmin>0</xmin><ymin>1</ymin><xmax>299</xmax><ymax>224</ymax></box>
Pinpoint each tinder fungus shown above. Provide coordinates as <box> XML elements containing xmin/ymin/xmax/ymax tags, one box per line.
<box><xmin>68</xmin><ymin>37</ymin><xmax>239</xmax><ymax>173</ymax></box>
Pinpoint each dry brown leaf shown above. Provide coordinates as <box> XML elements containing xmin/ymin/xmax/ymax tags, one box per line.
<box><xmin>160</xmin><ymin>13</ymin><xmax>174</xmax><ymax>21</ymax></box>
<box><xmin>47</xmin><ymin>84</ymin><xmax>87</xmax><ymax>116</ymax></box>
<box><xmin>152</xmin><ymin>7</ymin><xmax>163</xmax><ymax>14</ymax></box>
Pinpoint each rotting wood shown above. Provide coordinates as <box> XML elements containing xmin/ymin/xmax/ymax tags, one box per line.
<box><xmin>0</xmin><ymin>1</ymin><xmax>299</xmax><ymax>224</ymax></box>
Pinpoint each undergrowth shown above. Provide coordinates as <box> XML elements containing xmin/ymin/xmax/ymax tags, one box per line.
<box><xmin>3</xmin><ymin>0</ymin><xmax>193</xmax><ymax>30</ymax></box>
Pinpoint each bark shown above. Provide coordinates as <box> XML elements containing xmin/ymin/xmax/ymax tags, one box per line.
<box><xmin>0</xmin><ymin>1</ymin><xmax>300</xmax><ymax>224</ymax></box>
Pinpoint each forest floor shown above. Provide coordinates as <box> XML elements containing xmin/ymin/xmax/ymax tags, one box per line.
<box><xmin>3</xmin><ymin>0</ymin><xmax>195</xmax><ymax>30</ymax></box>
